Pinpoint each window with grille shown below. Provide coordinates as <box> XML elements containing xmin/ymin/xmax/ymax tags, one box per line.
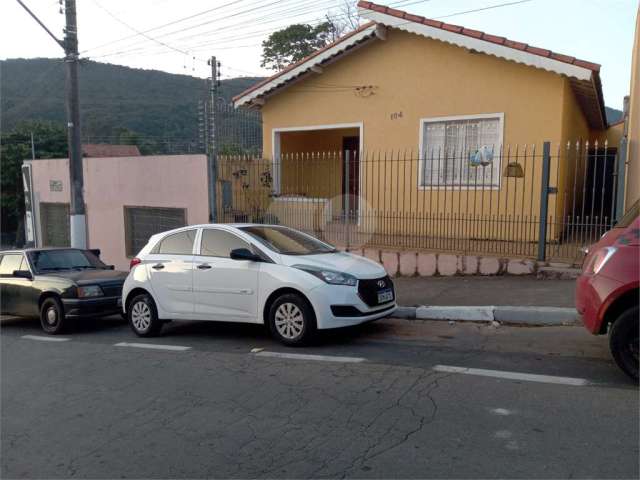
<box><xmin>40</xmin><ymin>202</ymin><xmax>70</xmax><ymax>247</ymax></box>
<box><xmin>124</xmin><ymin>206</ymin><xmax>187</xmax><ymax>257</ymax></box>
<box><xmin>419</xmin><ymin>114</ymin><xmax>503</xmax><ymax>188</ymax></box>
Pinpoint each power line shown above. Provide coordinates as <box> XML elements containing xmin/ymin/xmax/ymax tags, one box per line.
<box><xmin>89</xmin><ymin>0</ymin><xmax>361</xmax><ymax>60</ymax></box>
<box><xmin>79</xmin><ymin>0</ymin><xmax>250</xmax><ymax>54</ymax></box>
<box><xmin>435</xmin><ymin>0</ymin><xmax>532</xmax><ymax>19</ymax></box>
<box><xmin>82</xmin><ymin>0</ymin><xmax>290</xmax><ymax>54</ymax></box>
<box><xmin>88</xmin><ymin>0</ymin><xmax>341</xmax><ymax>59</ymax></box>
<box><xmin>89</xmin><ymin>0</ymin><xmax>199</xmax><ymax>58</ymax></box>
<box><xmin>14</xmin><ymin>0</ymin><xmax>64</xmax><ymax>48</ymax></box>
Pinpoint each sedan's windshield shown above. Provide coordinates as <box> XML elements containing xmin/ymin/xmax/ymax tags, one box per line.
<box><xmin>239</xmin><ymin>226</ymin><xmax>337</xmax><ymax>255</ymax></box>
<box><xmin>28</xmin><ymin>249</ymin><xmax>107</xmax><ymax>273</ymax></box>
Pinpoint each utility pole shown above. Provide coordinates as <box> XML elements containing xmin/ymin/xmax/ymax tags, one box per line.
<box><xmin>64</xmin><ymin>0</ymin><xmax>86</xmax><ymax>248</ymax></box>
<box><xmin>15</xmin><ymin>0</ymin><xmax>87</xmax><ymax>248</ymax></box>
<box><xmin>207</xmin><ymin>56</ymin><xmax>220</xmax><ymax>223</ymax></box>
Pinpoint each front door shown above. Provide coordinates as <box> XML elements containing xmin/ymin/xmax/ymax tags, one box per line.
<box><xmin>145</xmin><ymin>229</ymin><xmax>196</xmax><ymax>315</ymax></box>
<box><xmin>193</xmin><ymin>228</ymin><xmax>259</xmax><ymax>322</ymax></box>
<box><xmin>342</xmin><ymin>136</ymin><xmax>360</xmax><ymax>219</ymax></box>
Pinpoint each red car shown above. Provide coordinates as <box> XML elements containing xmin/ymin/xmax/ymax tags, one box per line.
<box><xmin>576</xmin><ymin>200</ymin><xmax>639</xmax><ymax>380</ymax></box>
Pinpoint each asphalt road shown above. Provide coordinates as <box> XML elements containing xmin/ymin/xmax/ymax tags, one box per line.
<box><xmin>1</xmin><ymin>315</ymin><xmax>638</xmax><ymax>479</ymax></box>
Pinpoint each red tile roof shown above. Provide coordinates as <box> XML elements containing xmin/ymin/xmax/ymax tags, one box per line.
<box><xmin>232</xmin><ymin>22</ymin><xmax>376</xmax><ymax>103</ymax></box>
<box><xmin>82</xmin><ymin>144</ymin><xmax>141</xmax><ymax>157</ymax></box>
<box><xmin>357</xmin><ymin>1</ymin><xmax>600</xmax><ymax>72</ymax></box>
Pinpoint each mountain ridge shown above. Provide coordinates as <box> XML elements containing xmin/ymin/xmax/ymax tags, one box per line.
<box><xmin>1</xmin><ymin>58</ymin><xmax>263</xmax><ymax>151</ymax></box>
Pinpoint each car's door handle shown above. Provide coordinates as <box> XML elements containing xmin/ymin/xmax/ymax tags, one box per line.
<box><xmin>152</xmin><ymin>264</ymin><xmax>165</xmax><ymax>270</ymax></box>
<box><xmin>197</xmin><ymin>264</ymin><xmax>212</xmax><ymax>270</ymax></box>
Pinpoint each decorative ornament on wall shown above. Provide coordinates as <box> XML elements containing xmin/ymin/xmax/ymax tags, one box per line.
<box><xmin>354</xmin><ymin>85</ymin><xmax>378</xmax><ymax>98</ymax></box>
<box><xmin>504</xmin><ymin>162</ymin><xmax>525</xmax><ymax>178</ymax></box>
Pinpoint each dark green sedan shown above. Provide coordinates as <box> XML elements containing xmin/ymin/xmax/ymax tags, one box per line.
<box><xmin>0</xmin><ymin>248</ymin><xmax>128</xmax><ymax>334</ymax></box>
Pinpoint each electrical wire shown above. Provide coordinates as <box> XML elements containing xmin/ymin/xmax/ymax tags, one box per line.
<box><xmin>79</xmin><ymin>0</ymin><xmax>251</xmax><ymax>54</ymax></box>
<box><xmin>82</xmin><ymin>0</ymin><xmax>292</xmax><ymax>54</ymax></box>
<box><xmin>88</xmin><ymin>0</ymin><xmax>344</xmax><ymax>59</ymax></box>
<box><xmin>89</xmin><ymin>0</ymin><xmax>195</xmax><ymax>58</ymax></box>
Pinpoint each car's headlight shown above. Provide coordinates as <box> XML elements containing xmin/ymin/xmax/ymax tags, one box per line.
<box><xmin>77</xmin><ymin>285</ymin><xmax>104</xmax><ymax>298</ymax></box>
<box><xmin>293</xmin><ymin>265</ymin><xmax>358</xmax><ymax>286</ymax></box>
<box><xmin>589</xmin><ymin>246</ymin><xmax>617</xmax><ymax>274</ymax></box>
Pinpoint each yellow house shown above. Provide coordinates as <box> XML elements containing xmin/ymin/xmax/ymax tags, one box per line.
<box><xmin>231</xmin><ymin>1</ymin><xmax>623</xmax><ymax>260</ymax></box>
<box><xmin>623</xmin><ymin>5</ymin><xmax>640</xmax><ymax>210</ymax></box>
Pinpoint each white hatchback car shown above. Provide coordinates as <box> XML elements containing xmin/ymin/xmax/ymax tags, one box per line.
<box><xmin>122</xmin><ymin>224</ymin><xmax>396</xmax><ymax>345</ymax></box>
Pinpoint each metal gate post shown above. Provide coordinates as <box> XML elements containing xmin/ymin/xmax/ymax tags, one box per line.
<box><xmin>614</xmin><ymin>137</ymin><xmax>627</xmax><ymax>222</ymax></box>
<box><xmin>537</xmin><ymin>142</ymin><xmax>552</xmax><ymax>261</ymax></box>
<box><xmin>344</xmin><ymin>150</ymin><xmax>350</xmax><ymax>248</ymax></box>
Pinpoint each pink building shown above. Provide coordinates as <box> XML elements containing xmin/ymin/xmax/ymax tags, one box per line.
<box><xmin>24</xmin><ymin>154</ymin><xmax>209</xmax><ymax>271</ymax></box>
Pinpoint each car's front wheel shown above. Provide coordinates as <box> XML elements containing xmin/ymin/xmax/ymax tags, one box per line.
<box><xmin>128</xmin><ymin>293</ymin><xmax>163</xmax><ymax>337</ymax></box>
<box><xmin>40</xmin><ymin>297</ymin><xmax>68</xmax><ymax>334</ymax></box>
<box><xmin>609</xmin><ymin>305</ymin><xmax>639</xmax><ymax>381</ymax></box>
<box><xmin>268</xmin><ymin>293</ymin><xmax>316</xmax><ymax>346</ymax></box>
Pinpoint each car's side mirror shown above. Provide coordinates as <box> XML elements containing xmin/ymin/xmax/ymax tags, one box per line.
<box><xmin>12</xmin><ymin>270</ymin><xmax>33</xmax><ymax>280</ymax></box>
<box><xmin>230</xmin><ymin>248</ymin><xmax>261</xmax><ymax>262</ymax></box>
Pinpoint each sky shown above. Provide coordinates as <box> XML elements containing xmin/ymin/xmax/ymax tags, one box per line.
<box><xmin>1</xmin><ymin>0</ymin><xmax>638</xmax><ymax>109</ymax></box>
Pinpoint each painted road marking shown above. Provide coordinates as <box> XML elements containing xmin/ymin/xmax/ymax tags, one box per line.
<box><xmin>433</xmin><ymin>365</ymin><xmax>589</xmax><ymax>386</ymax></box>
<box><xmin>491</xmin><ymin>408</ymin><xmax>514</xmax><ymax>416</ymax></box>
<box><xmin>114</xmin><ymin>342</ymin><xmax>191</xmax><ymax>351</ymax></box>
<box><xmin>21</xmin><ymin>335</ymin><xmax>71</xmax><ymax>342</ymax></box>
<box><xmin>253</xmin><ymin>351</ymin><xmax>366</xmax><ymax>363</ymax></box>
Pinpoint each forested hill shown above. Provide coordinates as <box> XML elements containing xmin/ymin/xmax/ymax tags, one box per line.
<box><xmin>1</xmin><ymin>58</ymin><xmax>263</xmax><ymax>149</ymax></box>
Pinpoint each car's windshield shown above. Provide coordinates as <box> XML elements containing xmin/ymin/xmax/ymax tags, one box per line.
<box><xmin>28</xmin><ymin>249</ymin><xmax>107</xmax><ymax>273</ymax></box>
<box><xmin>239</xmin><ymin>226</ymin><xmax>337</xmax><ymax>255</ymax></box>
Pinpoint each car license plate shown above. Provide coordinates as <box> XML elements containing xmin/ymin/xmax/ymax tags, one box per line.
<box><xmin>377</xmin><ymin>288</ymin><xmax>393</xmax><ymax>304</ymax></box>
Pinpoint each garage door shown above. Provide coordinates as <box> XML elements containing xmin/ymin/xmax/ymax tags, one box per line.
<box><xmin>124</xmin><ymin>206</ymin><xmax>187</xmax><ymax>257</ymax></box>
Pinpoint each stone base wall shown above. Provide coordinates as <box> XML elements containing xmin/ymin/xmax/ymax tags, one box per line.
<box><xmin>345</xmin><ymin>248</ymin><xmax>573</xmax><ymax>277</ymax></box>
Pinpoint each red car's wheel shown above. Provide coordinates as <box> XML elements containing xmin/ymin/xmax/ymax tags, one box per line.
<box><xmin>609</xmin><ymin>306</ymin><xmax>639</xmax><ymax>381</ymax></box>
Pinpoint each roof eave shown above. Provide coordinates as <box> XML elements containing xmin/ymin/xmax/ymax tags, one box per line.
<box><xmin>358</xmin><ymin>7</ymin><xmax>594</xmax><ymax>82</ymax></box>
<box><xmin>233</xmin><ymin>23</ymin><xmax>378</xmax><ymax>108</ymax></box>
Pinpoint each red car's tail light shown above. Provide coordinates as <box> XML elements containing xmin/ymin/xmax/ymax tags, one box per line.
<box><xmin>129</xmin><ymin>257</ymin><xmax>141</xmax><ymax>270</ymax></box>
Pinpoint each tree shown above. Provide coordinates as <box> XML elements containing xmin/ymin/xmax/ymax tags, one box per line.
<box><xmin>260</xmin><ymin>1</ymin><xmax>361</xmax><ymax>71</ymax></box>
<box><xmin>1</xmin><ymin>122</ymin><xmax>67</xmax><ymax>246</ymax></box>
<box><xmin>260</xmin><ymin>22</ymin><xmax>335</xmax><ymax>71</ymax></box>
<box><xmin>325</xmin><ymin>0</ymin><xmax>361</xmax><ymax>41</ymax></box>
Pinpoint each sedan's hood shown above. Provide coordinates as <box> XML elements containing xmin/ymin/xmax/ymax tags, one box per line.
<box><xmin>40</xmin><ymin>269</ymin><xmax>128</xmax><ymax>285</ymax></box>
<box><xmin>279</xmin><ymin>251</ymin><xmax>386</xmax><ymax>279</ymax></box>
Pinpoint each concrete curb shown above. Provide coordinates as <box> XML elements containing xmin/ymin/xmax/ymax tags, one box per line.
<box><xmin>392</xmin><ymin>305</ymin><xmax>578</xmax><ymax>326</ymax></box>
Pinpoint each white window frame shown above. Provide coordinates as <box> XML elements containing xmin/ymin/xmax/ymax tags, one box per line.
<box><xmin>418</xmin><ymin>113</ymin><xmax>504</xmax><ymax>190</ymax></box>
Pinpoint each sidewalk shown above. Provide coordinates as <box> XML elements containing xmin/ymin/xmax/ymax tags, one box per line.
<box><xmin>392</xmin><ymin>276</ymin><xmax>578</xmax><ymax>325</ymax></box>
<box><xmin>394</xmin><ymin>276</ymin><xmax>575</xmax><ymax>307</ymax></box>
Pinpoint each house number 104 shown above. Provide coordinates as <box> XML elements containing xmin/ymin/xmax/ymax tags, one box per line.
<box><xmin>390</xmin><ymin>111</ymin><xmax>403</xmax><ymax>120</ymax></box>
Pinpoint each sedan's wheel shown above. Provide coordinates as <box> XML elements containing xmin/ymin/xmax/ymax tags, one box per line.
<box><xmin>40</xmin><ymin>297</ymin><xmax>67</xmax><ymax>334</ymax></box>
<box><xmin>609</xmin><ymin>306</ymin><xmax>639</xmax><ymax>381</ymax></box>
<box><xmin>128</xmin><ymin>294</ymin><xmax>162</xmax><ymax>337</ymax></box>
<box><xmin>268</xmin><ymin>293</ymin><xmax>315</xmax><ymax>346</ymax></box>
